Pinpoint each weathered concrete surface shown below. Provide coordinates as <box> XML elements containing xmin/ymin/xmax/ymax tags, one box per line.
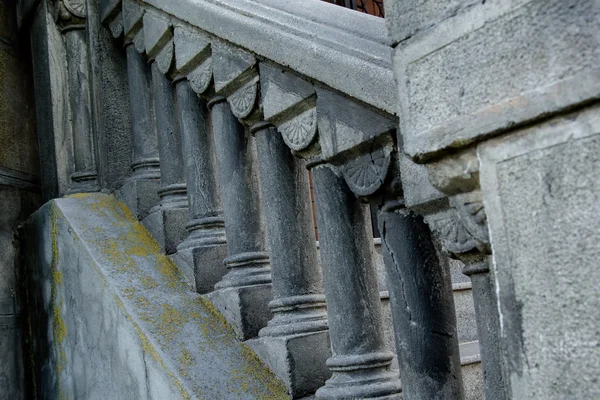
<box><xmin>479</xmin><ymin>105</ymin><xmax>600</xmax><ymax>399</ymax></box>
<box><xmin>22</xmin><ymin>194</ymin><xmax>287</xmax><ymax>399</ymax></box>
<box><xmin>142</xmin><ymin>208</ymin><xmax>188</xmax><ymax>255</ymax></box>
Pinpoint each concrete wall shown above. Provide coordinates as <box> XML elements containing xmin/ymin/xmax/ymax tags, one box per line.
<box><xmin>0</xmin><ymin>0</ymin><xmax>41</xmax><ymax>398</ymax></box>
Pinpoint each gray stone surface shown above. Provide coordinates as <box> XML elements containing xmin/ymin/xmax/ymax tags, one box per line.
<box><xmin>248</xmin><ymin>331</ymin><xmax>332</xmax><ymax>399</ymax></box>
<box><xmin>22</xmin><ymin>194</ymin><xmax>288</xmax><ymax>399</ymax></box>
<box><xmin>63</xmin><ymin>27</ymin><xmax>98</xmax><ymax>193</ymax></box>
<box><xmin>150</xmin><ymin>63</ymin><xmax>187</xmax><ymax>210</ymax></box>
<box><xmin>143</xmin><ymin>0</ymin><xmax>396</xmax><ymax>114</ymax></box>
<box><xmin>311</xmin><ymin>162</ymin><xmax>401</xmax><ymax>399</ymax></box>
<box><xmin>395</xmin><ymin>0</ymin><xmax>600</xmax><ymax>160</ymax></box>
<box><xmin>87</xmin><ymin>0</ymin><xmax>133</xmax><ymax>191</ymax></box>
<box><xmin>377</xmin><ymin>208</ymin><xmax>464</xmax><ymax>399</ymax></box>
<box><xmin>0</xmin><ymin>315</ymin><xmax>23</xmax><ymax>400</ymax></box>
<box><xmin>206</xmin><ymin>285</ymin><xmax>273</xmax><ymax>341</ymax></box>
<box><xmin>479</xmin><ymin>105</ymin><xmax>600</xmax><ymax>399</ymax></box>
<box><xmin>209</xmin><ymin>98</ymin><xmax>271</xmax><ymax>290</ymax></box>
<box><xmin>125</xmin><ymin>44</ymin><xmax>160</xmax><ymax>181</ymax></box>
<box><xmin>253</xmin><ymin>125</ymin><xmax>329</xmax><ymax>397</ymax></box>
<box><xmin>29</xmin><ymin>1</ymin><xmax>74</xmax><ymax>200</ymax></box>
<box><xmin>116</xmin><ymin>178</ymin><xmax>160</xmax><ymax>220</ymax></box>
<box><xmin>141</xmin><ymin>208</ymin><xmax>188</xmax><ymax>255</ymax></box>
<box><xmin>174</xmin><ymin>80</ymin><xmax>227</xmax><ymax>294</ymax></box>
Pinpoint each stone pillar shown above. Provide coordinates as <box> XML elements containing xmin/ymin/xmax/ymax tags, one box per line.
<box><xmin>140</xmin><ymin>64</ymin><xmax>188</xmax><ymax>254</ymax></box>
<box><xmin>310</xmin><ymin>161</ymin><xmax>401</xmax><ymax>400</ymax></box>
<box><xmin>377</xmin><ymin>202</ymin><xmax>464</xmax><ymax>399</ymax></box>
<box><xmin>117</xmin><ymin>44</ymin><xmax>160</xmax><ymax>218</ymax></box>
<box><xmin>59</xmin><ymin>10</ymin><xmax>98</xmax><ymax>193</ymax></box>
<box><xmin>206</xmin><ymin>97</ymin><xmax>271</xmax><ymax>340</ymax></box>
<box><xmin>462</xmin><ymin>258</ymin><xmax>506</xmax><ymax>400</ymax></box>
<box><xmin>173</xmin><ymin>80</ymin><xmax>227</xmax><ymax>293</ymax></box>
<box><xmin>248</xmin><ymin>123</ymin><xmax>330</xmax><ymax>397</ymax></box>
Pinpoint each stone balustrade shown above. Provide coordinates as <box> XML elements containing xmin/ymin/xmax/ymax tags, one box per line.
<box><xmin>16</xmin><ymin>0</ymin><xmax>599</xmax><ymax>398</ymax></box>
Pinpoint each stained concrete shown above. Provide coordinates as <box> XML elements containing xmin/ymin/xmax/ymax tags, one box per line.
<box><xmin>22</xmin><ymin>194</ymin><xmax>287</xmax><ymax>399</ymax></box>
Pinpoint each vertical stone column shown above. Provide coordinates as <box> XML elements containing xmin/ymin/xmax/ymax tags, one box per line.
<box><xmin>462</xmin><ymin>257</ymin><xmax>506</xmax><ymax>400</ymax></box>
<box><xmin>206</xmin><ymin>97</ymin><xmax>271</xmax><ymax>339</ymax></box>
<box><xmin>118</xmin><ymin>44</ymin><xmax>160</xmax><ymax>218</ymax></box>
<box><xmin>310</xmin><ymin>161</ymin><xmax>401</xmax><ymax>400</ymax></box>
<box><xmin>173</xmin><ymin>80</ymin><xmax>227</xmax><ymax>293</ymax></box>
<box><xmin>140</xmin><ymin>63</ymin><xmax>188</xmax><ymax>254</ymax></box>
<box><xmin>377</xmin><ymin>202</ymin><xmax>465</xmax><ymax>400</ymax></box>
<box><xmin>57</xmin><ymin>5</ymin><xmax>99</xmax><ymax>193</ymax></box>
<box><xmin>248</xmin><ymin>123</ymin><xmax>330</xmax><ymax>397</ymax></box>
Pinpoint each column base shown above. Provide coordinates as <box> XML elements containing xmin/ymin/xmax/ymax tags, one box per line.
<box><xmin>141</xmin><ymin>207</ymin><xmax>188</xmax><ymax>255</ymax></box>
<box><xmin>68</xmin><ymin>171</ymin><xmax>100</xmax><ymax>194</ymax></box>
<box><xmin>172</xmin><ymin>242</ymin><xmax>228</xmax><ymax>294</ymax></box>
<box><xmin>206</xmin><ymin>284</ymin><xmax>272</xmax><ymax>340</ymax></box>
<box><xmin>248</xmin><ymin>331</ymin><xmax>332</xmax><ymax>398</ymax></box>
<box><xmin>116</xmin><ymin>178</ymin><xmax>160</xmax><ymax>219</ymax></box>
<box><xmin>315</xmin><ymin>369</ymin><xmax>402</xmax><ymax>400</ymax></box>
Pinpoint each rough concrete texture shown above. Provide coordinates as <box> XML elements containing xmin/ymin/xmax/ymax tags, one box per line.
<box><xmin>479</xmin><ymin>106</ymin><xmax>600</xmax><ymax>399</ymax></box>
<box><xmin>22</xmin><ymin>194</ymin><xmax>287</xmax><ymax>399</ymax></box>
<box><xmin>142</xmin><ymin>208</ymin><xmax>188</xmax><ymax>255</ymax></box>
<box><xmin>395</xmin><ymin>0</ymin><xmax>600</xmax><ymax>160</ymax></box>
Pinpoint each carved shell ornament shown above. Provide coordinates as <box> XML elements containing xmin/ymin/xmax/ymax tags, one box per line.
<box><xmin>342</xmin><ymin>145</ymin><xmax>392</xmax><ymax>197</ymax></box>
<box><xmin>63</xmin><ymin>0</ymin><xmax>86</xmax><ymax>18</ymax></box>
<box><xmin>425</xmin><ymin>211</ymin><xmax>478</xmax><ymax>256</ymax></box>
<box><xmin>279</xmin><ymin>108</ymin><xmax>318</xmax><ymax>151</ymax></box>
<box><xmin>229</xmin><ymin>82</ymin><xmax>258</xmax><ymax>119</ymax></box>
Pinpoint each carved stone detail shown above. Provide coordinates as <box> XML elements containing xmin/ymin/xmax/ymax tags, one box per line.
<box><xmin>341</xmin><ymin>144</ymin><xmax>392</xmax><ymax>197</ymax></box>
<box><xmin>450</xmin><ymin>191</ymin><xmax>490</xmax><ymax>252</ymax></box>
<box><xmin>53</xmin><ymin>0</ymin><xmax>86</xmax><ymax>31</ymax></box>
<box><xmin>424</xmin><ymin>209</ymin><xmax>478</xmax><ymax>256</ymax></box>
<box><xmin>187</xmin><ymin>59</ymin><xmax>212</xmax><ymax>95</ymax></box>
<box><xmin>63</xmin><ymin>0</ymin><xmax>86</xmax><ymax>18</ymax></box>
<box><xmin>228</xmin><ymin>80</ymin><xmax>258</xmax><ymax>120</ymax></box>
<box><xmin>155</xmin><ymin>40</ymin><xmax>173</xmax><ymax>75</ymax></box>
<box><xmin>278</xmin><ymin>108</ymin><xmax>317</xmax><ymax>151</ymax></box>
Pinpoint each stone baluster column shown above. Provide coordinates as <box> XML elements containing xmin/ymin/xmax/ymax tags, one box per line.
<box><xmin>173</xmin><ymin>80</ymin><xmax>227</xmax><ymax>294</ymax></box>
<box><xmin>206</xmin><ymin>97</ymin><xmax>272</xmax><ymax>339</ymax></box>
<box><xmin>118</xmin><ymin>43</ymin><xmax>160</xmax><ymax>218</ymax></box>
<box><xmin>377</xmin><ymin>200</ymin><xmax>465</xmax><ymax>399</ymax></box>
<box><xmin>140</xmin><ymin>62</ymin><xmax>188</xmax><ymax>254</ymax></box>
<box><xmin>310</xmin><ymin>160</ymin><xmax>402</xmax><ymax>400</ymax></box>
<box><xmin>56</xmin><ymin>1</ymin><xmax>99</xmax><ymax>193</ymax></box>
<box><xmin>248</xmin><ymin>123</ymin><xmax>330</xmax><ymax>397</ymax></box>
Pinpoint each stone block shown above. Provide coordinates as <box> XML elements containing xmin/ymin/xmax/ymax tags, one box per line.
<box><xmin>479</xmin><ymin>105</ymin><xmax>600</xmax><ymax>399</ymax></box>
<box><xmin>116</xmin><ymin>178</ymin><xmax>160</xmax><ymax>220</ymax></box>
<box><xmin>141</xmin><ymin>207</ymin><xmax>188</xmax><ymax>254</ymax></box>
<box><xmin>248</xmin><ymin>331</ymin><xmax>332</xmax><ymax>398</ymax></box>
<box><xmin>460</xmin><ymin>341</ymin><xmax>484</xmax><ymax>400</ymax></box>
<box><xmin>206</xmin><ymin>284</ymin><xmax>272</xmax><ymax>340</ymax></box>
<box><xmin>385</xmin><ymin>0</ymin><xmax>481</xmax><ymax>45</ymax></box>
<box><xmin>170</xmin><ymin>243</ymin><xmax>228</xmax><ymax>294</ymax></box>
<box><xmin>22</xmin><ymin>194</ymin><xmax>287</xmax><ymax>399</ymax></box>
<box><xmin>394</xmin><ymin>0</ymin><xmax>600</xmax><ymax>160</ymax></box>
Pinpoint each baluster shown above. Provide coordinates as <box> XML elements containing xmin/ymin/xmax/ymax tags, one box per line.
<box><xmin>310</xmin><ymin>160</ymin><xmax>402</xmax><ymax>400</ymax></box>
<box><xmin>140</xmin><ymin>63</ymin><xmax>188</xmax><ymax>254</ymax></box>
<box><xmin>119</xmin><ymin>44</ymin><xmax>160</xmax><ymax>218</ymax></box>
<box><xmin>206</xmin><ymin>97</ymin><xmax>271</xmax><ymax>339</ymax></box>
<box><xmin>57</xmin><ymin>3</ymin><xmax>99</xmax><ymax>193</ymax></box>
<box><xmin>377</xmin><ymin>200</ymin><xmax>465</xmax><ymax>399</ymax></box>
<box><xmin>173</xmin><ymin>80</ymin><xmax>227</xmax><ymax>293</ymax></box>
<box><xmin>248</xmin><ymin>123</ymin><xmax>330</xmax><ymax>397</ymax></box>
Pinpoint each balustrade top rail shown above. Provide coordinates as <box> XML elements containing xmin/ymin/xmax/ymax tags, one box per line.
<box><xmin>103</xmin><ymin>0</ymin><xmax>397</xmax><ymax>115</ymax></box>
